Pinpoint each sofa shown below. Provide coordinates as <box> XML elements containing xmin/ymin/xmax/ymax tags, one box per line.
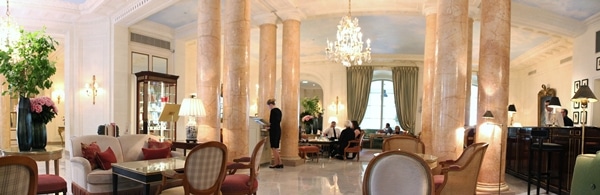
<box><xmin>70</xmin><ymin>134</ymin><xmax>181</xmax><ymax>195</ymax></box>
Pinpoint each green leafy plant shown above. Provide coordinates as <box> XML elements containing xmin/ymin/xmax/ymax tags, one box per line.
<box><xmin>300</xmin><ymin>96</ymin><xmax>322</xmax><ymax>116</ymax></box>
<box><xmin>0</xmin><ymin>28</ymin><xmax>58</xmax><ymax>97</ymax></box>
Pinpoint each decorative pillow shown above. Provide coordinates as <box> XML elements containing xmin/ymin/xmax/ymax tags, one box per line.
<box><xmin>81</xmin><ymin>142</ymin><xmax>101</xmax><ymax>169</ymax></box>
<box><xmin>95</xmin><ymin>147</ymin><xmax>117</xmax><ymax>170</ymax></box>
<box><xmin>148</xmin><ymin>138</ymin><xmax>173</xmax><ymax>149</ymax></box>
<box><xmin>142</xmin><ymin>147</ymin><xmax>171</xmax><ymax>160</ymax></box>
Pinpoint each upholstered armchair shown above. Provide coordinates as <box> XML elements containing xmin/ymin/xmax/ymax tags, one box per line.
<box><xmin>220</xmin><ymin>138</ymin><xmax>267</xmax><ymax>195</ymax></box>
<box><xmin>159</xmin><ymin>141</ymin><xmax>228</xmax><ymax>195</ymax></box>
<box><xmin>382</xmin><ymin>135</ymin><xmax>425</xmax><ymax>153</ymax></box>
<box><xmin>363</xmin><ymin>150</ymin><xmax>434</xmax><ymax>195</ymax></box>
<box><xmin>0</xmin><ymin>156</ymin><xmax>38</xmax><ymax>195</ymax></box>
<box><xmin>434</xmin><ymin>142</ymin><xmax>489</xmax><ymax>195</ymax></box>
<box><xmin>344</xmin><ymin>132</ymin><xmax>366</xmax><ymax>161</ymax></box>
<box><xmin>571</xmin><ymin>151</ymin><xmax>600</xmax><ymax>194</ymax></box>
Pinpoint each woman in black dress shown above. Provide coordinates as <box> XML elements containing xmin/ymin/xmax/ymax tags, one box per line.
<box><xmin>267</xmin><ymin>99</ymin><xmax>283</xmax><ymax>168</ymax></box>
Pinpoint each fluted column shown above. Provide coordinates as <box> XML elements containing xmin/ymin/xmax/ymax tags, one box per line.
<box><xmin>420</xmin><ymin>2</ymin><xmax>437</xmax><ymax>154</ymax></box>
<box><xmin>223</xmin><ymin>0</ymin><xmax>250</xmax><ymax>160</ymax></box>
<box><xmin>431</xmin><ymin>0</ymin><xmax>469</xmax><ymax>161</ymax></box>
<box><xmin>197</xmin><ymin>0</ymin><xmax>221</xmax><ymax>142</ymax></box>
<box><xmin>476</xmin><ymin>0</ymin><xmax>511</xmax><ymax>193</ymax></box>
<box><xmin>257</xmin><ymin>15</ymin><xmax>278</xmax><ymax>120</ymax></box>
<box><xmin>280</xmin><ymin>12</ymin><xmax>304</xmax><ymax>166</ymax></box>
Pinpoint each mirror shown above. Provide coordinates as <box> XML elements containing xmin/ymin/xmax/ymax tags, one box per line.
<box><xmin>537</xmin><ymin>84</ymin><xmax>556</xmax><ymax>126</ymax></box>
<box><xmin>300</xmin><ymin>80</ymin><xmax>323</xmax><ymax>133</ymax></box>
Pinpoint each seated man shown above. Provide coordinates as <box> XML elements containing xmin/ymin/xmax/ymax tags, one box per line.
<box><xmin>322</xmin><ymin>121</ymin><xmax>341</xmax><ymax>140</ymax></box>
<box><xmin>331</xmin><ymin>120</ymin><xmax>360</xmax><ymax>159</ymax></box>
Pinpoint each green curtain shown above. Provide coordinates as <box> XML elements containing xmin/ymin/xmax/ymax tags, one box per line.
<box><xmin>346</xmin><ymin>66</ymin><xmax>373</xmax><ymax>125</ymax></box>
<box><xmin>392</xmin><ymin>66</ymin><xmax>418</xmax><ymax>134</ymax></box>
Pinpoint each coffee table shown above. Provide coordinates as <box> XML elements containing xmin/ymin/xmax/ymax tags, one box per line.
<box><xmin>112</xmin><ymin>157</ymin><xmax>185</xmax><ymax>195</ymax></box>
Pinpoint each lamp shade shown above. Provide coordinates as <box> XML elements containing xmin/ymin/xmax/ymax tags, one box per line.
<box><xmin>572</xmin><ymin>85</ymin><xmax>598</xmax><ymax>103</ymax></box>
<box><xmin>179</xmin><ymin>96</ymin><xmax>207</xmax><ymax>117</ymax></box>
<box><xmin>483</xmin><ymin>111</ymin><xmax>494</xmax><ymax>119</ymax></box>
<box><xmin>548</xmin><ymin>97</ymin><xmax>562</xmax><ymax>108</ymax></box>
<box><xmin>508</xmin><ymin>104</ymin><xmax>517</xmax><ymax>113</ymax></box>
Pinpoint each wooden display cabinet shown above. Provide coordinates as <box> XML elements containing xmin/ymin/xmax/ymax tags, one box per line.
<box><xmin>135</xmin><ymin>71</ymin><xmax>179</xmax><ymax>140</ymax></box>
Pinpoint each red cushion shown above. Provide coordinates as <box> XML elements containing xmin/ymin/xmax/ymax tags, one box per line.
<box><xmin>433</xmin><ymin>174</ymin><xmax>445</xmax><ymax>189</ymax></box>
<box><xmin>299</xmin><ymin>146</ymin><xmax>320</xmax><ymax>153</ymax></box>
<box><xmin>81</xmin><ymin>142</ymin><xmax>101</xmax><ymax>169</ymax></box>
<box><xmin>221</xmin><ymin>174</ymin><xmax>258</xmax><ymax>193</ymax></box>
<box><xmin>147</xmin><ymin>138</ymin><xmax>172</xmax><ymax>157</ymax></box>
<box><xmin>37</xmin><ymin>174</ymin><xmax>67</xmax><ymax>194</ymax></box>
<box><xmin>142</xmin><ymin>147</ymin><xmax>171</xmax><ymax>160</ymax></box>
<box><xmin>96</xmin><ymin>147</ymin><xmax>117</xmax><ymax>170</ymax></box>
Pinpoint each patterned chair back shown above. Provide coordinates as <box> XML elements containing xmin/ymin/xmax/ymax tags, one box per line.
<box><xmin>184</xmin><ymin>141</ymin><xmax>228</xmax><ymax>194</ymax></box>
<box><xmin>0</xmin><ymin>156</ymin><xmax>38</xmax><ymax>195</ymax></box>
<box><xmin>363</xmin><ymin>150</ymin><xmax>434</xmax><ymax>195</ymax></box>
<box><xmin>382</xmin><ymin>135</ymin><xmax>425</xmax><ymax>153</ymax></box>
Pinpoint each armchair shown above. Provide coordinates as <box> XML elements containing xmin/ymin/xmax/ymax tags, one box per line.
<box><xmin>0</xmin><ymin>156</ymin><xmax>38</xmax><ymax>195</ymax></box>
<box><xmin>363</xmin><ymin>150</ymin><xmax>434</xmax><ymax>195</ymax></box>
<box><xmin>434</xmin><ymin>142</ymin><xmax>489</xmax><ymax>195</ymax></box>
<box><xmin>571</xmin><ymin>151</ymin><xmax>600</xmax><ymax>194</ymax></box>
<box><xmin>220</xmin><ymin>138</ymin><xmax>267</xmax><ymax>195</ymax></box>
<box><xmin>344</xmin><ymin>132</ymin><xmax>366</xmax><ymax>161</ymax></box>
<box><xmin>382</xmin><ymin>135</ymin><xmax>425</xmax><ymax>153</ymax></box>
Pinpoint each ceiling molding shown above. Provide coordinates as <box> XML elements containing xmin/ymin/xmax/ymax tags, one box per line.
<box><xmin>511</xmin><ymin>2</ymin><xmax>586</xmax><ymax>37</ymax></box>
<box><xmin>510</xmin><ymin>37</ymin><xmax>573</xmax><ymax>70</ymax></box>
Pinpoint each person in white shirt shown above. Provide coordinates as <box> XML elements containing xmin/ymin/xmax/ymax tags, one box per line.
<box><xmin>322</xmin><ymin>121</ymin><xmax>341</xmax><ymax>140</ymax></box>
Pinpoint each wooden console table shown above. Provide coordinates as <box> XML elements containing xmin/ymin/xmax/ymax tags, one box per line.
<box><xmin>171</xmin><ymin>141</ymin><xmax>199</xmax><ymax>156</ymax></box>
<box><xmin>505</xmin><ymin>126</ymin><xmax>600</xmax><ymax>194</ymax></box>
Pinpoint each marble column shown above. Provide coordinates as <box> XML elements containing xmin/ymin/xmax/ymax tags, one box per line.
<box><xmin>431</xmin><ymin>0</ymin><xmax>469</xmax><ymax>161</ymax></box>
<box><xmin>257</xmin><ymin>15</ymin><xmax>278</xmax><ymax>120</ymax></box>
<box><xmin>223</xmin><ymin>0</ymin><xmax>250</xmax><ymax>160</ymax></box>
<box><xmin>420</xmin><ymin>3</ymin><xmax>437</xmax><ymax>154</ymax></box>
<box><xmin>0</xmin><ymin>75</ymin><xmax>9</xmax><ymax>149</ymax></box>
<box><xmin>476</xmin><ymin>0</ymin><xmax>511</xmax><ymax>193</ymax></box>
<box><xmin>464</xmin><ymin>17</ymin><xmax>474</xmax><ymax>127</ymax></box>
<box><xmin>197</xmin><ymin>0</ymin><xmax>221</xmax><ymax>142</ymax></box>
<box><xmin>280</xmin><ymin>14</ymin><xmax>304</xmax><ymax>166</ymax></box>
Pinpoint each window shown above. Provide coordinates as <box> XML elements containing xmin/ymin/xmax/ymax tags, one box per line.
<box><xmin>362</xmin><ymin>80</ymin><xmax>398</xmax><ymax>129</ymax></box>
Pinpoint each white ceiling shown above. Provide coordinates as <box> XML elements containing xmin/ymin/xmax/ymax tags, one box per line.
<box><xmin>18</xmin><ymin>0</ymin><xmax>600</xmax><ymax>68</ymax></box>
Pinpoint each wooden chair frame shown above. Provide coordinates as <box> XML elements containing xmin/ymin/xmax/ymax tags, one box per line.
<box><xmin>0</xmin><ymin>156</ymin><xmax>38</xmax><ymax>195</ymax></box>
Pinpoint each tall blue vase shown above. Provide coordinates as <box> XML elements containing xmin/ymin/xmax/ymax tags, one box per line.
<box><xmin>17</xmin><ymin>95</ymin><xmax>33</xmax><ymax>151</ymax></box>
<box><xmin>31</xmin><ymin>122</ymin><xmax>47</xmax><ymax>150</ymax></box>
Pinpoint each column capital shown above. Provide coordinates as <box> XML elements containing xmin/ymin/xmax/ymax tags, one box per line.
<box><xmin>469</xmin><ymin>5</ymin><xmax>481</xmax><ymax>20</ymax></box>
<box><xmin>422</xmin><ymin>1</ymin><xmax>437</xmax><ymax>16</ymax></box>
<box><xmin>253</xmin><ymin>13</ymin><xmax>278</xmax><ymax>25</ymax></box>
<box><xmin>277</xmin><ymin>9</ymin><xmax>306</xmax><ymax>21</ymax></box>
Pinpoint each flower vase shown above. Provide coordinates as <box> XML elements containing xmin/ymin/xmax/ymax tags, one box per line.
<box><xmin>31</xmin><ymin>122</ymin><xmax>47</xmax><ymax>150</ymax></box>
<box><xmin>304</xmin><ymin>124</ymin><xmax>312</xmax><ymax>134</ymax></box>
<box><xmin>17</xmin><ymin>95</ymin><xmax>33</xmax><ymax>151</ymax></box>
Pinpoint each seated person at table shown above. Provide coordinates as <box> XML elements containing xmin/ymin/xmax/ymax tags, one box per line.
<box><xmin>394</xmin><ymin>125</ymin><xmax>403</xmax><ymax>134</ymax></box>
<box><xmin>351</xmin><ymin>120</ymin><xmax>362</xmax><ymax>138</ymax></box>
<box><xmin>322</xmin><ymin>121</ymin><xmax>342</xmax><ymax>140</ymax></box>
<box><xmin>332</xmin><ymin>120</ymin><xmax>361</xmax><ymax>159</ymax></box>
<box><xmin>562</xmin><ymin>109</ymin><xmax>574</xmax><ymax>126</ymax></box>
<box><xmin>383</xmin><ymin>123</ymin><xmax>393</xmax><ymax>134</ymax></box>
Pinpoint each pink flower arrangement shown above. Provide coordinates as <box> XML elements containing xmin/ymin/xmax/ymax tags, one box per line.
<box><xmin>30</xmin><ymin>96</ymin><xmax>58</xmax><ymax>124</ymax></box>
<box><xmin>302</xmin><ymin>115</ymin><xmax>314</xmax><ymax>123</ymax></box>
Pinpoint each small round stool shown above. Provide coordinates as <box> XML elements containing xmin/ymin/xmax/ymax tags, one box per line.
<box><xmin>38</xmin><ymin>174</ymin><xmax>67</xmax><ymax>194</ymax></box>
<box><xmin>298</xmin><ymin>146</ymin><xmax>320</xmax><ymax>162</ymax></box>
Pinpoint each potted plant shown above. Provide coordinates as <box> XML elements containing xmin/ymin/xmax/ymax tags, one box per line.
<box><xmin>0</xmin><ymin>27</ymin><xmax>58</xmax><ymax>150</ymax></box>
<box><xmin>300</xmin><ymin>96</ymin><xmax>323</xmax><ymax>134</ymax></box>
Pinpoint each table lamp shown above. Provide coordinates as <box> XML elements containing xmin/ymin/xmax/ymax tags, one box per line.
<box><xmin>179</xmin><ymin>94</ymin><xmax>207</xmax><ymax>142</ymax></box>
<box><xmin>571</xmin><ymin>85</ymin><xmax>597</xmax><ymax>154</ymax></box>
<box><xmin>508</xmin><ymin>104</ymin><xmax>517</xmax><ymax>126</ymax></box>
<box><xmin>548</xmin><ymin>97</ymin><xmax>562</xmax><ymax>126</ymax></box>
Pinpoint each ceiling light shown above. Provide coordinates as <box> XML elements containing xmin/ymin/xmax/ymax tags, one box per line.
<box><xmin>325</xmin><ymin>0</ymin><xmax>372</xmax><ymax>67</ymax></box>
<box><xmin>0</xmin><ymin>0</ymin><xmax>21</xmax><ymax>52</ymax></box>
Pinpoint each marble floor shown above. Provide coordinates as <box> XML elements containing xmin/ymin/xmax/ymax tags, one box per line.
<box><xmin>37</xmin><ymin>147</ymin><xmax>557</xmax><ymax>195</ymax></box>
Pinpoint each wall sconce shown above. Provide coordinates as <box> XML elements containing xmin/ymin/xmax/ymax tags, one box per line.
<box><xmin>85</xmin><ymin>75</ymin><xmax>99</xmax><ymax>104</ymax></box>
<box><xmin>52</xmin><ymin>90</ymin><xmax>64</xmax><ymax>104</ymax></box>
<box><xmin>329</xmin><ymin>96</ymin><xmax>345</xmax><ymax>115</ymax></box>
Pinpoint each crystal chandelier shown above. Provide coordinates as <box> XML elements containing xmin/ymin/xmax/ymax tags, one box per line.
<box><xmin>325</xmin><ymin>0</ymin><xmax>371</xmax><ymax>67</ymax></box>
<box><xmin>0</xmin><ymin>0</ymin><xmax>21</xmax><ymax>52</ymax></box>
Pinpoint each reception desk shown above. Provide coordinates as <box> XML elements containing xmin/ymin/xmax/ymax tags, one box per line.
<box><xmin>505</xmin><ymin>126</ymin><xmax>600</xmax><ymax>194</ymax></box>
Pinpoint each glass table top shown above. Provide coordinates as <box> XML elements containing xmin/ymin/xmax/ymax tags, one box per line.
<box><xmin>112</xmin><ymin>156</ymin><xmax>185</xmax><ymax>175</ymax></box>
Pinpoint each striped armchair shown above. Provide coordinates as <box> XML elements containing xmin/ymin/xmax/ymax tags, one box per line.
<box><xmin>159</xmin><ymin>141</ymin><xmax>228</xmax><ymax>194</ymax></box>
<box><xmin>0</xmin><ymin>156</ymin><xmax>38</xmax><ymax>195</ymax></box>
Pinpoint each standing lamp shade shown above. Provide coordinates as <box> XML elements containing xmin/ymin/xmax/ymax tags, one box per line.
<box><xmin>179</xmin><ymin>95</ymin><xmax>207</xmax><ymax>141</ymax></box>
<box><xmin>548</xmin><ymin>97</ymin><xmax>562</xmax><ymax>108</ymax></box>
<box><xmin>483</xmin><ymin>111</ymin><xmax>494</xmax><ymax>119</ymax></box>
<box><xmin>508</xmin><ymin>104</ymin><xmax>517</xmax><ymax>113</ymax></box>
<box><xmin>571</xmin><ymin>85</ymin><xmax>597</xmax><ymax>154</ymax></box>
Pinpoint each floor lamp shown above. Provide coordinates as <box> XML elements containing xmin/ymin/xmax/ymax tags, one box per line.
<box><xmin>483</xmin><ymin>110</ymin><xmax>504</xmax><ymax>193</ymax></box>
<box><xmin>571</xmin><ymin>85</ymin><xmax>597</xmax><ymax>154</ymax></box>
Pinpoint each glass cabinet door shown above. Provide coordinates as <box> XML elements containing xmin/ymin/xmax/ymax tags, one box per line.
<box><xmin>135</xmin><ymin>71</ymin><xmax>179</xmax><ymax>140</ymax></box>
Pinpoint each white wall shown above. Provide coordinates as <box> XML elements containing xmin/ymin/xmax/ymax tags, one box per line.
<box><xmin>573</xmin><ymin>15</ymin><xmax>600</xmax><ymax>127</ymax></box>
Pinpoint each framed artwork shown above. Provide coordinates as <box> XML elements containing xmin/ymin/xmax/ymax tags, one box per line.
<box><xmin>581</xmin><ymin>111</ymin><xmax>588</xmax><ymax>124</ymax></box>
<box><xmin>574</xmin><ymin>101</ymin><xmax>580</xmax><ymax>109</ymax></box>
<box><xmin>597</xmin><ymin>57</ymin><xmax>600</xmax><ymax>71</ymax></box>
<box><xmin>574</xmin><ymin>80</ymin><xmax>580</xmax><ymax>92</ymax></box>
<box><xmin>582</xmin><ymin>79</ymin><xmax>589</xmax><ymax>86</ymax></box>
<box><xmin>574</xmin><ymin>111</ymin><xmax>580</xmax><ymax>124</ymax></box>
